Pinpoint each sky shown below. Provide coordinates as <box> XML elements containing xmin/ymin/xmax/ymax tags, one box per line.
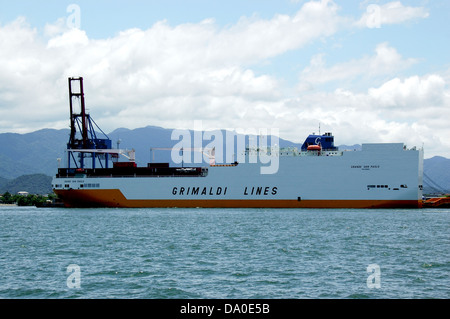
<box><xmin>0</xmin><ymin>0</ymin><xmax>449</xmax><ymax>158</ymax></box>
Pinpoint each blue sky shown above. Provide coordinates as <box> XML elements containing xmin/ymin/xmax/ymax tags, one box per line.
<box><xmin>0</xmin><ymin>0</ymin><xmax>449</xmax><ymax>157</ymax></box>
<box><xmin>3</xmin><ymin>1</ymin><xmax>448</xmax><ymax>70</ymax></box>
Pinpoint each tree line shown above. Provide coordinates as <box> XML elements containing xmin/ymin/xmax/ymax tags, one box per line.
<box><xmin>0</xmin><ymin>192</ymin><xmax>57</xmax><ymax>207</ymax></box>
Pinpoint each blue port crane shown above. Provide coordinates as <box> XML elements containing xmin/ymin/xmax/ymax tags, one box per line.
<box><xmin>66</xmin><ymin>77</ymin><xmax>134</xmax><ymax>170</ymax></box>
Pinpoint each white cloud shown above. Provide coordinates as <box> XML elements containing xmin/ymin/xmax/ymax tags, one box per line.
<box><xmin>281</xmin><ymin>73</ymin><xmax>450</xmax><ymax>158</ymax></box>
<box><xmin>368</xmin><ymin>74</ymin><xmax>447</xmax><ymax>109</ymax></box>
<box><xmin>365</xmin><ymin>74</ymin><xmax>450</xmax><ymax>156</ymax></box>
<box><xmin>0</xmin><ymin>1</ymin><xmax>448</xmax><ymax>159</ymax></box>
<box><xmin>43</xmin><ymin>17</ymin><xmax>68</xmax><ymax>37</ymax></box>
<box><xmin>356</xmin><ymin>1</ymin><xmax>429</xmax><ymax>28</ymax></box>
<box><xmin>0</xmin><ymin>1</ymin><xmax>345</xmax><ymax>133</ymax></box>
<box><xmin>47</xmin><ymin>28</ymin><xmax>89</xmax><ymax>48</ymax></box>
<box><xmin>217</xmin><ymin>0</ymin><xmax>345</xmax><ymax>63</ymax></box>
<box><xmin>299</xmin><ymin>42</ymin><xmax>417</xmax><ymax>87</ymax></box>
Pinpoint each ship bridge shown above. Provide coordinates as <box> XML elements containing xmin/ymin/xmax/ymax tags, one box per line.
<box><xmin>301</xmin><ymin>132</ymin><xmax>338</xmax><ymax>151</ymax></box>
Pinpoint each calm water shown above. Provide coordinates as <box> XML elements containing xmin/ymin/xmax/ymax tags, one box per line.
<box><xmin>0</xmin><ymin>206</ymin><xmax>448</xmax><ymax>299</ymax></box>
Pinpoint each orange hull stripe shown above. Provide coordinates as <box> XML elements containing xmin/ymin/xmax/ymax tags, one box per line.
<box><xmin>54</xmin><ymin>189</ymin><xmax>422</xmax><ymax>209</ymax></box>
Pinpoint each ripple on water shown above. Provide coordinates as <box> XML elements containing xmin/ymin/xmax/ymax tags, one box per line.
<box><xmin>0</xmin><ymin>207</ymin><xmax>449</xmax><ymax>299</ymax></box>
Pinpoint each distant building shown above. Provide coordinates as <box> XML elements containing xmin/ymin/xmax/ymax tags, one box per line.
<box><xmin>17</xmin><ymin>191</ymin><xmax>29</xmax><ymax>196</ymax></box>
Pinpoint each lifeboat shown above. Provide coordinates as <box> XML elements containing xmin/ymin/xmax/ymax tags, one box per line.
<box><xmin>307</xmin><ymin>145</ymin><xmax>322</xmax><ymax>151</ymax></box>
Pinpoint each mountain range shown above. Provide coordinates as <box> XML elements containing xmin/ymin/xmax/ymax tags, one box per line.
<box><xmin>0</xmin><ymin>126</ymin><xmax>448</xmax><ymax>194</ymax></box>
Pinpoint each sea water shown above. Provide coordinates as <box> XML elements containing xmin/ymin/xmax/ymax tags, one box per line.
<box><xmin>0</xmin><ymin>206</ymin><xmax>448</xmax><ymax>299</ymax></box>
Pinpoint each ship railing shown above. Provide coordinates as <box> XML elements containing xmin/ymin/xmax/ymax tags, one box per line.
<box><xmin>56</xmin><ymin>170</ymin><xmax>208</xmax><ymax>178</ymax></box>
<box><xmin>243</xmin><ymin>146</ymin><xmax>343</xmax><ymax>157</ymax></box>
<box><xmin>299</xmin><ymin>149</ymin><xmax>343</xmax><ymax>157</ymax></box>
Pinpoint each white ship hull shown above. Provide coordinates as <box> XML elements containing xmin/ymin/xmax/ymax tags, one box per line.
<box><xmin>52</xmin><ymin>143</ymin><xmax>424</xmax><ymax>209</ymax></box>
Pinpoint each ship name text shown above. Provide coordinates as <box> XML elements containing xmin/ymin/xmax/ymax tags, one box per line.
<box><xmin>172</xmin><ymin>186</ymin><xmax>228</xmax><ymax>196</ymax></box>
<box><xmin>171</xmin><ymin>186</ymin><xmax>278</xmax><ymax>196</ymax></box>
<box><xmin>351</xmin><ymin>164</ymin><xmax>380</xmax><ymax>170</ymax></box>
<box><xmin>244</xmin><ymin>186</ymin><xmax>278</xmax><ymax>196</ymax></box>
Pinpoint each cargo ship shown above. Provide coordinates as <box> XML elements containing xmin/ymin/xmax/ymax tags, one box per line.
<box><xmin>52</xmin><ymin>78</ymin><xmax>424</xmax><ymax>208</ymax></box>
